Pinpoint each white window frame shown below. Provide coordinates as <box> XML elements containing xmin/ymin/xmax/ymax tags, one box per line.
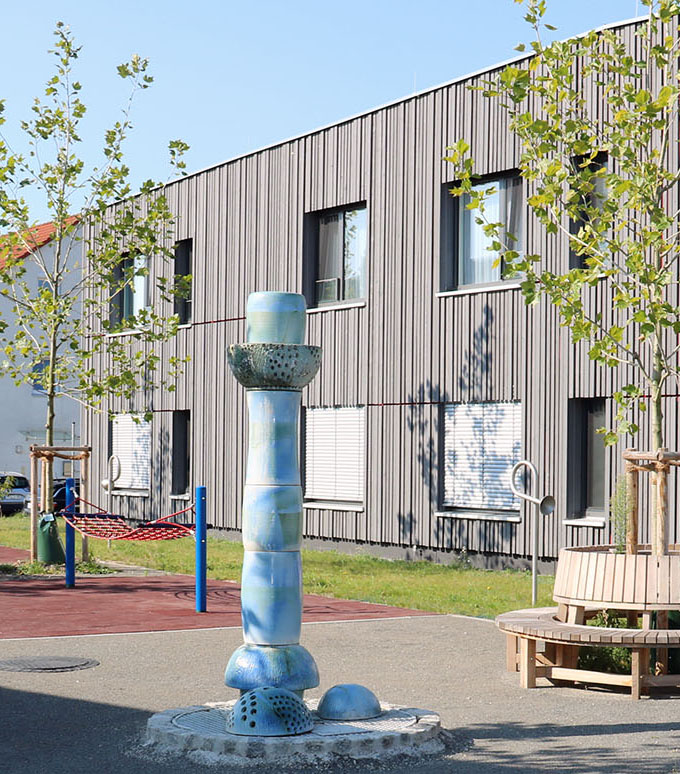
<box><xmin>457</xmin><ymin>175</ymin><xmax>523</xmax><ymax>288</ymax></box>
<box><xmin>304</xmin><ymin>407</ymin><xmax>365</xmax><ymax>506</ymax></box>
<box><xmin>111</xmin><ymin>413</ymin><xmax>151</xmax><ymax>491</ymax></box>
<box><xmin>442</xmin><ymin>401</ymin><xmax>522</xmax><ymax>514</ymax></box>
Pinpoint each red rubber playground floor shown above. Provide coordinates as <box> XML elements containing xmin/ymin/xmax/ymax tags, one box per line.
<box><xmin>0</xmin><ymin>546</ymin><xmax>435</xmax><ymax>639</ymax></box>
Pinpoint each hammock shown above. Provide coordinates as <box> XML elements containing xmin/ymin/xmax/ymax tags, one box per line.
<box><xmin>59</xmin><ymin>496</ymin><xmax>195</xmax><ymax>542</ymax></box>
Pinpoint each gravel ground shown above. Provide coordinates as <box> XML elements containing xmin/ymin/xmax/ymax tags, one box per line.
<box><xmin>1</xmin><ymin>615</ymin><xmax>679</xmax><ymax>773</ymax></box>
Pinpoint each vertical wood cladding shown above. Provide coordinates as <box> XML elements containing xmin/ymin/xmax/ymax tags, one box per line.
<box><xmin>85</xmin><ymin>18</ymin><xmax>680</xmax><ymax>561</ymax></box>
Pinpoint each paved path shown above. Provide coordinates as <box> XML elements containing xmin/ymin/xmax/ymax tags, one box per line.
<box><xmin>2</xmin><ymin>616</ymin><xmax>680</xmax><ymax>774</ymax></box>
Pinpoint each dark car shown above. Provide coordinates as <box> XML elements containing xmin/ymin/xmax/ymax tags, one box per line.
<box><xmin>0</xmin><ymin>473</ymin><xmax>30</xmax><ymax>515</ymax></box>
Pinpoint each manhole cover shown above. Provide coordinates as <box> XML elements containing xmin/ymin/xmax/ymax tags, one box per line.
<box><xmin>0</xmin><ymin>657</ymin><xmax>100</xmax><ymax>673</ymax></box>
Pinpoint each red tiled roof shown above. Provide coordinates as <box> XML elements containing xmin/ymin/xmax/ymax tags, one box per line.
<box><xmin>2</xmin><ymin>216</ymin><xmax>79</xmax><ymax>264</ymax></box>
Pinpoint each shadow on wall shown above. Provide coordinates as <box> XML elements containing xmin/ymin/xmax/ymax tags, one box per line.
<box><xmin>401</xmin><ymin>305</ymin><xmax>518</xmax><ymax>554</ymax></box>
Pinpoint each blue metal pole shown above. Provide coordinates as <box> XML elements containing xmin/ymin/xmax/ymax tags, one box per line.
<box><xmin>65</xmin><ymin>476</ymin><xmax>76</xmax><ymax>589</ymax></box>
<box><xmin>195</xmin><ymin>485</ymin><xmax>207</xmax><ymax>613</ymax></box>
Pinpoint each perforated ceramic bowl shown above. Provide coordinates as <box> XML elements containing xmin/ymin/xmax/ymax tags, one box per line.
<box><xmin>317</xmin><ymin>683</ymin><xmax>382</xmax><ymax>720</ymax></box>
<box><xmin>226</xmin><ymin>687</ymin><xmax>314</xmax><ymax>736</ymax></box>
<box><xmin>227</xmin><ymin>343</ymin><xmax>321</xmax><ymax>390</ymax></box>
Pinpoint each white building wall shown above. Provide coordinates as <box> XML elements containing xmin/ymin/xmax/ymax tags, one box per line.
<box><xmin>0</xmin><ymin>231</ymin><xmax>81</xmax><ymax>477</ymax></box>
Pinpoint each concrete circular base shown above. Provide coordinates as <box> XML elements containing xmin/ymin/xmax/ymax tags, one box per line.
<box><xmin>146</xmin><ymin>700</ymin><xmax>441</xmax><ymax>764</ymax></box>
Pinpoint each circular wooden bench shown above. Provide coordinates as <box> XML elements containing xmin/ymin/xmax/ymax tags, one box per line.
<box><xmin>497</xmin><ymin>607</ymin><xmax>680</xmax><ymax>699</ymax></box>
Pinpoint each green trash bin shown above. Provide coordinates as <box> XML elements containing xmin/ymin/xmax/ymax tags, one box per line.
<box><xmin>37</xmin><ymin>513</ymin><xmax>66</xmax><ymax>564</ymax></box>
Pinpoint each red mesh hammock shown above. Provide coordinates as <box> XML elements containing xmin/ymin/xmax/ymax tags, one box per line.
<box><xmin>60</xmin><ymin>496</ymin><xmax>195</xmax><ymax>542</ymax></box>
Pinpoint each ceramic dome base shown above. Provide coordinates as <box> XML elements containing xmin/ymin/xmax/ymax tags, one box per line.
<box><xmin>225</xmin><ymin>644</ymin><xmax>319</xmax><ymax>694</ymax></box>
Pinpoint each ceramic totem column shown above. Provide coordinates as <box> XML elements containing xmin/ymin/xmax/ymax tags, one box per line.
<box><xmin>225</xmin><ymin>292</ymin><xmax>321</xmax><ymax>697</ymax></box>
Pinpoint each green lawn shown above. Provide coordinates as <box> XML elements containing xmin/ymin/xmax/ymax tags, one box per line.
<box><xmin>0</xmin><ymin>513</ymin><xmax>554</xmax><ymax>618</ymax></box>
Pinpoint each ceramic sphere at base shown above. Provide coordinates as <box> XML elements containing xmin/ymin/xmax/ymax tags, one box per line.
<box><xmin>226</xmin><ymin>687</ymin><xmax>314</xmax><ymax>736</ymax></box>
<box><xmin>317</xmin><ymin>683</ymin><xmax>382</xmax><ymax>720</ymax></box>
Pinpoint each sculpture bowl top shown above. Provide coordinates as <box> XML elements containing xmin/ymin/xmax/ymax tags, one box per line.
<box><xmin>227</xmin><ymin>343</ymin><xmax>321</xmax><ymax>390</ymax></box>
<box><xmin>246</xmin><ymin>292</ymin><xmax>306</xmax><ymax>345</ymax></box>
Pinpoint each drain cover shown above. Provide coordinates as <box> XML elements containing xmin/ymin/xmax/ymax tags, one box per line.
<box><xmin>0</xmin><ymin>657</ymin><xmax>100</xmax><ymax>673</ymax></box>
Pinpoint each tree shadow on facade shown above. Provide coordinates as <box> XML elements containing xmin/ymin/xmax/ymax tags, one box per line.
<box><xmin>402</xmin><ymin>306</ymin><xmax>506</xmax><ymax>555</ymax></box>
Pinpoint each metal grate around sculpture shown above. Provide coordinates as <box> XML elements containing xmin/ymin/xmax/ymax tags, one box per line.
<box><xmin>225</xmin><ymin>291</ymin><xmax>321</xmax><ymax>702</ymax></box>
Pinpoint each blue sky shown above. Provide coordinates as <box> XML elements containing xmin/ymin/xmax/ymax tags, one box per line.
<box><xmin>3</xmin><ymin>0</ymin><xmax>642</xmax><ymax>219</ymax></box>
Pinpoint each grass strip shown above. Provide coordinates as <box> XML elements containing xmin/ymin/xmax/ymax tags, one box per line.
<box><xmin>0</xmin><ymin>513</ymin><xmax>554</xmax><ymax>618</ymax></box>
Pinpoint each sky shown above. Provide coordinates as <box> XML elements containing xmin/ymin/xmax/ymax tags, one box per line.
<box><xmin>1</xmin><ymin>0</ymin><xmax>644</xmax><ymax>220</ymax></box>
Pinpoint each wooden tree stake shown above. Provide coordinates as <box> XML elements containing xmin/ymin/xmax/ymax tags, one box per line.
<box><xmin>625</xmin><ymin>450</ymin><xmax>639</xmax><ymax>555</ymax></box>
<box><xmin>30</xmin><ymin>452</ymin><xmax>39</xmax><ymax>561</ymax></box>
<box><xmin>81</xmin><ymin>453</ymin><xmax>90</xmax><ymax>562</ymax></box>
<box><xmin>655</xmin><ymin>451</ymin><xmax>669</xmax><ymax>556</ymax></box>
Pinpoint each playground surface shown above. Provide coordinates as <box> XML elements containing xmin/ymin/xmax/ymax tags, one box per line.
<box><xmin>0</xmin><ymin>546</ymin><xmax>432</xmax><ymax>639</ymax></box>
<box><xmin>3</xmin><ymin>546</ymin><xmax>680</xmax><ymax>773</ymax></box>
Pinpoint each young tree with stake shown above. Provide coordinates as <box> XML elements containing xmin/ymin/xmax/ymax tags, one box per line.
<box><xmin>446</xmin><ymin>0</ymin><xmax>680</xmax><ymax>554</ymax></box>
<box><xmin>0</xmin><ymin>23</ymin><xmax>190</xmax><ymax>519</ymax></box>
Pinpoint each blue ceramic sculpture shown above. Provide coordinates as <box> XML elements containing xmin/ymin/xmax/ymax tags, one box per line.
<box><xmin>225</xmin><ymin>292</ymin><xmax>321</xmax><ymax>697</ymax></box>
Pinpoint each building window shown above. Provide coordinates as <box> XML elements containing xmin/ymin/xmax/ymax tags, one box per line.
<box><xmin>174</xmin><ymin>239</ymin><xmax>192</xmax><ymax>325</ymax></box>
<box><xmin>110</xmin><ymin>413</ymin><xmax>151</xmax><ymax>491</ymax></box>
<box><xmin>569</xmin><ymin>152</ymin><xmax>608</xmax><ymax>270</ymax></box>
<box><xmin>30</xmin><ymin>360</ymin><xmax>48</xmax><ymax>396</ymax></box>
<box><xmin>441</xmin><ymin>174</ymin><xmax>523</xmax><ymax>291</ymax></box>
<box><xmin>567</xmin><ymin>398</ymin><xmax>605</xmax><ymax>517</ymax></box>
<box><xmin>172</xmin><ymin>410</ymin><xmax>191</xmax><ymax>495</ymax></box>
<box><xmin>110</xmin><ymin>254</ymin><xmax>149</xmax><ymax>327</ymax></box>
<box><xmin>442</xmin><ymin>402</ymin><xmax>522</xmax><ymax>512</ymax></box>
<box><xmin>304</xmin><ymin>407</ymin><xmax>365</xmax><ymax>504</ymax></box>
<box><xmin>304</xmin><ymin>204</ymin><xmax>367</xmax><ymax>306</ymax></box>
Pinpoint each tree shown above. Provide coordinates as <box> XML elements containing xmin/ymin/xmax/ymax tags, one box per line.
<box><xmin>445</xmin><ymin>0</ymin><xmax>680</xmax><ymax>552</ymax></box>
<box><xmin>0</xmin><ymin>23</ymin><xmax>189</xmax><ymax>508</ymax></box>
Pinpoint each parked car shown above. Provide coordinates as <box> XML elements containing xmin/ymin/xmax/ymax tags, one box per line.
<box><xmin>53</xmin><ymin>478</ymin><xmax>80</xmax><ymax>512</ymax></box>
<box><xmin>0</xmin><ymin>473</ymin><xmax>30</xmax><ymax>515</ymax></box>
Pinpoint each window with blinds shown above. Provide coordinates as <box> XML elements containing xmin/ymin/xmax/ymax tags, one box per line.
<box><xmin>304</xmin><ymin>407</ymin><xmax>365</xmax><ymax>503</ymax></box>
<box><xmin>443</xmin><ymin>402</ymin><xmax>521</xmax><ymax>511</ymax></box>
<box><xmin>111</xmin><ymin>414</ymin><xmax>151</xmax><ymax>490</ymax></box>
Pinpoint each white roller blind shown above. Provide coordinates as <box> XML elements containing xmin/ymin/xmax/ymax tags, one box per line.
<box><xmin>443</xmin><ymin>402</ymin><xmax>521</xmax><ymax>510</ymax></box>
<box><xmin>305</xmin><ymin>407</ymin><xmax>365</xmax><ymax>502</ymax></box>
<box><xmin>112</xmin><ymin>414</ymin><xmax>151</xmax><ymax>490</ymax></box>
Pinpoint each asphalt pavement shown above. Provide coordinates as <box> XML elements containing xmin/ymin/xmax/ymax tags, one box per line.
<box><xmin>2</xmin><ymin>614</ymin><xmax>680</xmax><ymax>774</ymax></box>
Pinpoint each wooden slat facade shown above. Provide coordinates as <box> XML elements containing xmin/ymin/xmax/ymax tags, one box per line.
<box><xmin>83</xmin><ymin>17</ymin><xmax>680</xmax><ymax>564</ymax></box>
